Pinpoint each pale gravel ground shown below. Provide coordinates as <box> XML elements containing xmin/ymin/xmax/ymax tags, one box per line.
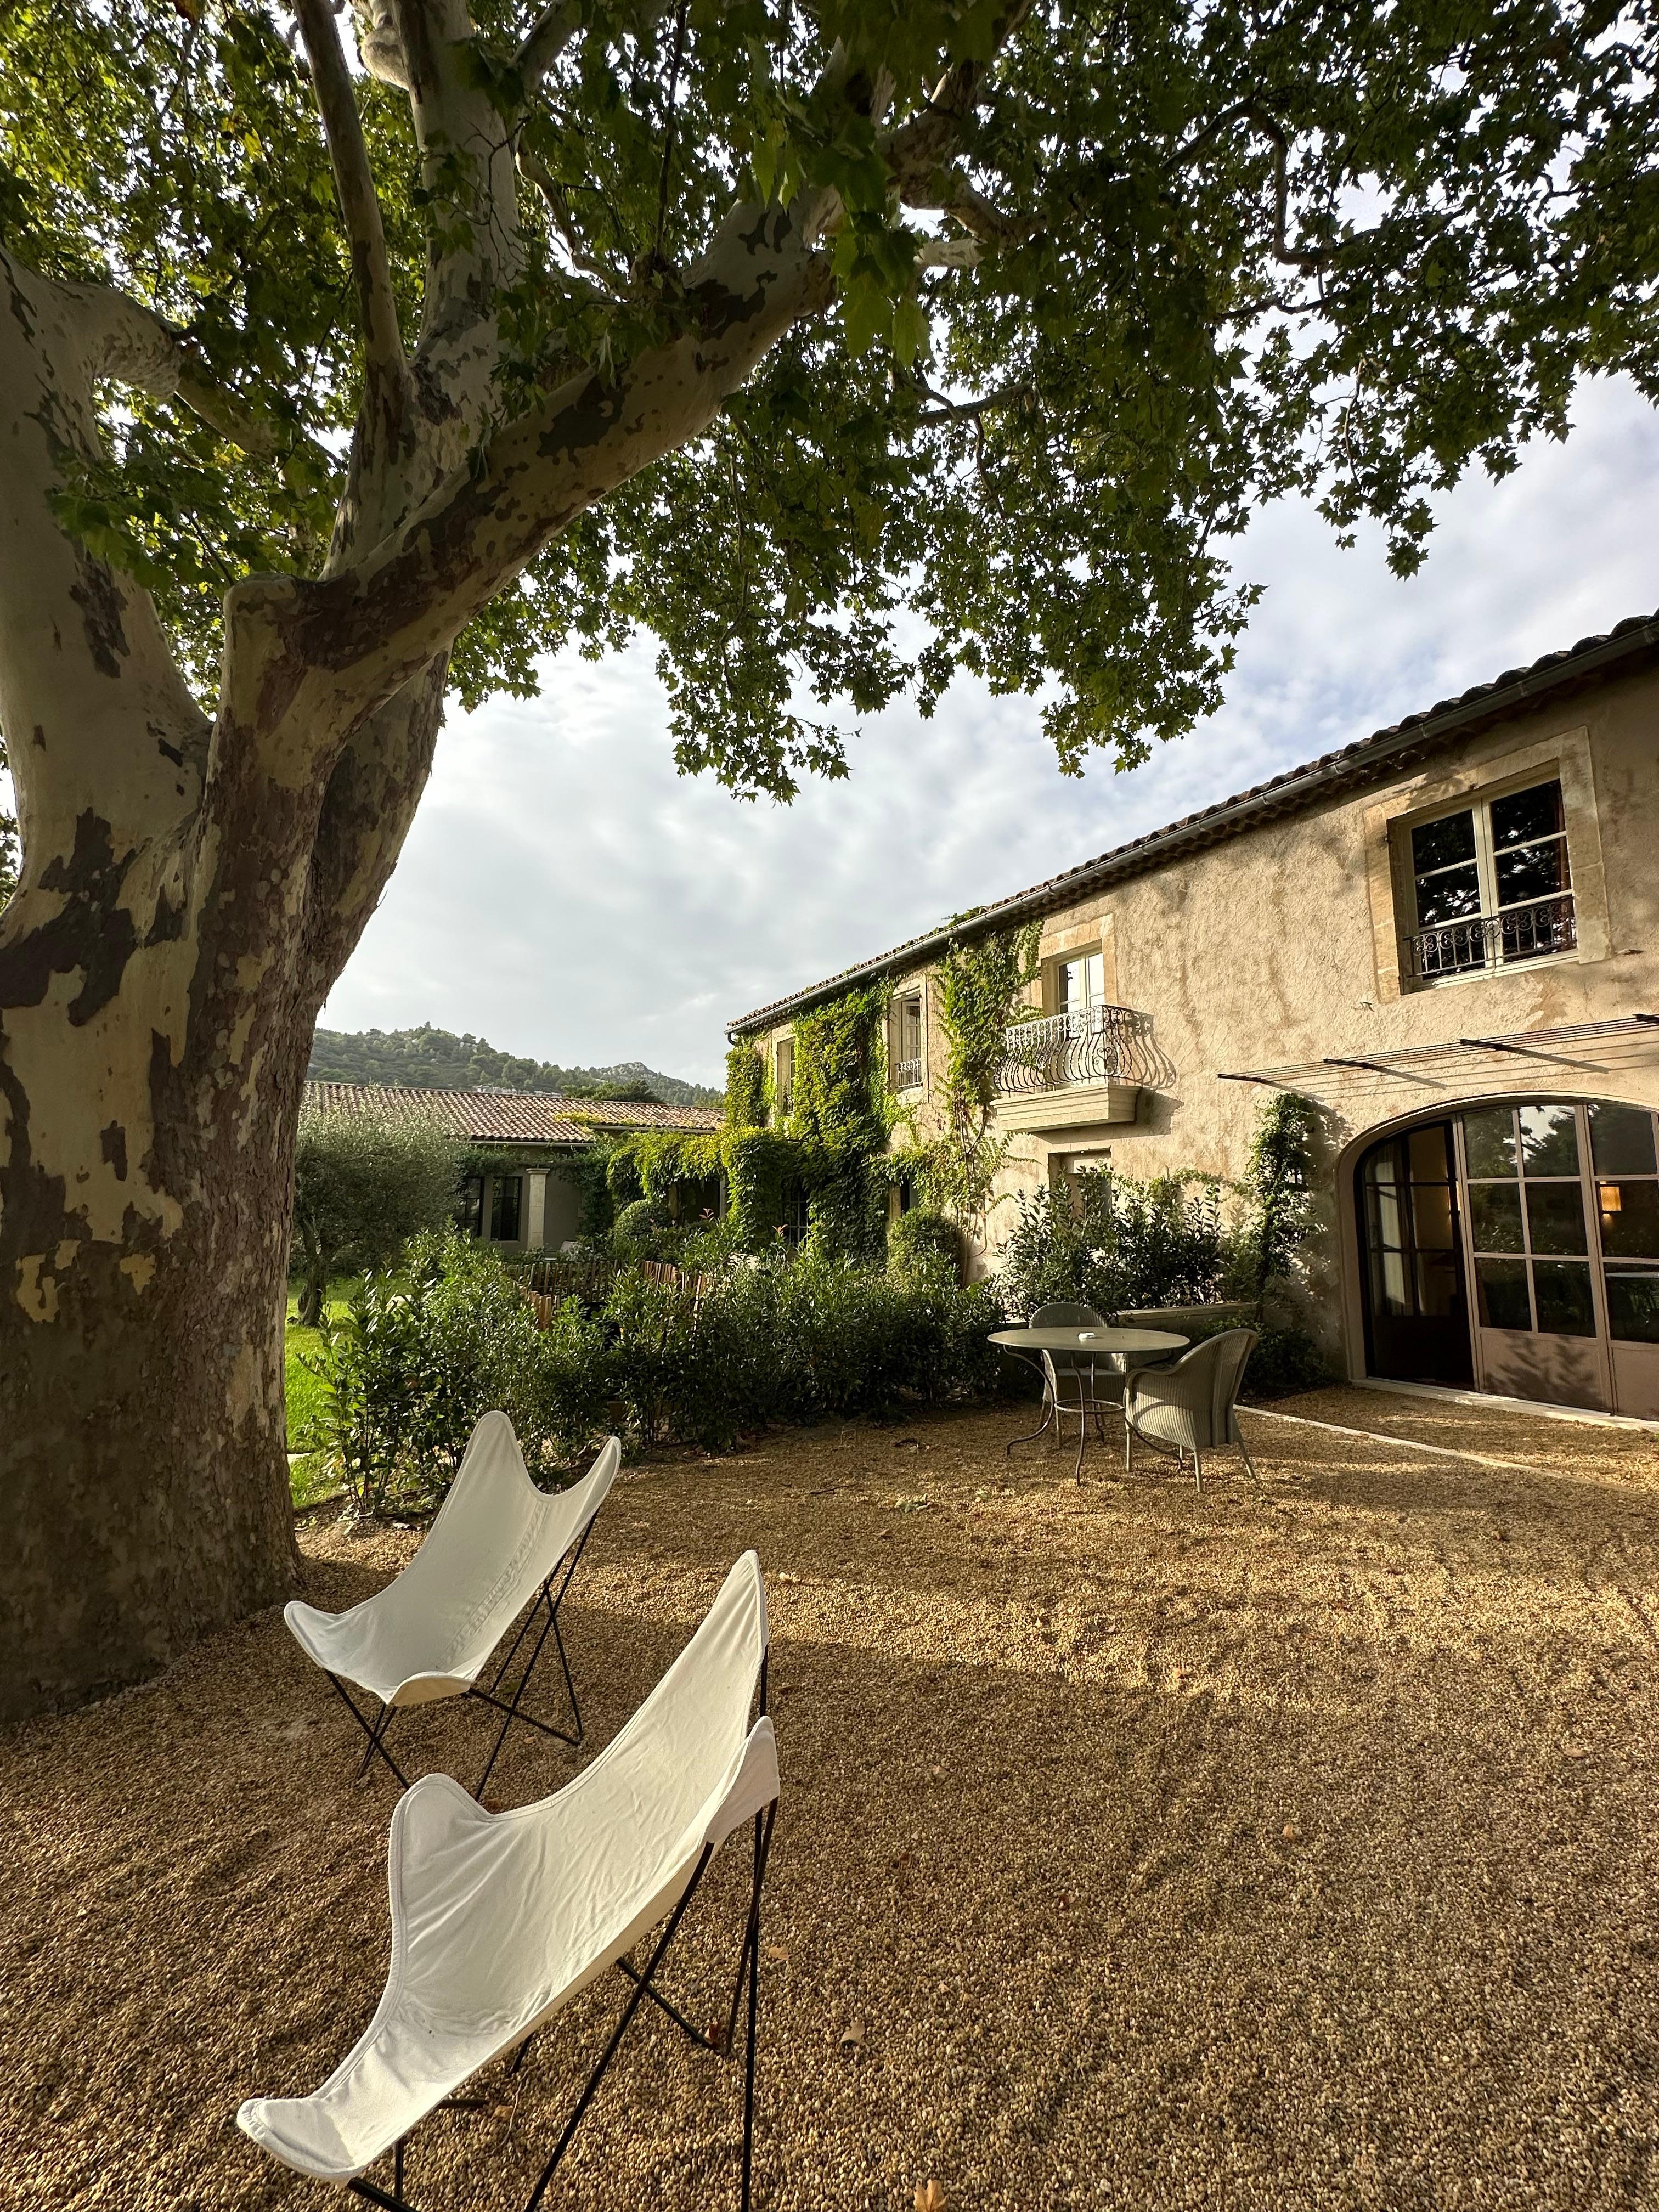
<box><xmin>4</xmin><ymin>1390</ymin><xmax>1659</xmax><ymax>2212</ymax></box>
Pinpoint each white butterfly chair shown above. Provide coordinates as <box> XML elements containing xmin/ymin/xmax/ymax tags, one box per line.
<box><xmin>240</xmin><ymin>1553</ymin><xmax>778</xmax><ymax>2212</ymax></box>
<box><xmin>285</xmin><ymin>1415</ymin><xmax>620</xmax><ymax>1799</ymax></box>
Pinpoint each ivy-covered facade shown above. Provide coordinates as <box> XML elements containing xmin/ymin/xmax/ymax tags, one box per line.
<box><xmin>720</xmin><ymin>619</ymin><xmax>1659</xmax><ymax>1419</ymax></box>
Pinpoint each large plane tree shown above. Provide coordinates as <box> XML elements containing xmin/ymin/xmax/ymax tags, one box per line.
<box><xmin>1</xmin><ymin>0</ymin><xmax>1655</xmax><ymax>1715</ymax></box>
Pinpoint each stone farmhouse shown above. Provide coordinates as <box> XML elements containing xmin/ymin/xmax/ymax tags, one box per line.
<box><xmin>303</xmin><ymin>1082</ymin><xmax>721</xmax><ymax>1250</ymax></box>
<box><xmin>730</xmin><ymin>612</ymin><xmax>1659</xmax><ymax>1420</ymax></box>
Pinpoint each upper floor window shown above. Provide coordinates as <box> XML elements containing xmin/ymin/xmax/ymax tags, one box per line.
<box><xmin>774</xmin><ymin>1036</ymin><xmax>794</xmax><ymax>1115</ymax></box>
<box><xmin>890</xmin><ymin>990</ymin><xmax>924</xmax><ymax>1092</ymax></box>
<box><xmin>1054</xmin><ymin>949</ymin><xmax>1106</xmax><ymax>1017</ymax></box>
<box><xmin>1406</xmin><ymin>777</ymin><xmax>1575</xmax><ymax>985</ymax></box>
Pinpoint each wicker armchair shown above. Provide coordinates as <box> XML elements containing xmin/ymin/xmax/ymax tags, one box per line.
<box><xmin>1124</xmin><ymin>1329</ymin><xmax>1260</xmax><ymax>1494</ymax></box>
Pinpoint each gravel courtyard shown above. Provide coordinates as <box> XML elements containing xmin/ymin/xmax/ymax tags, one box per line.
<box><xmin>4</xmin><ymin>1391</ymin><xmax>1659</xmax><ymax>2212</ymax></box>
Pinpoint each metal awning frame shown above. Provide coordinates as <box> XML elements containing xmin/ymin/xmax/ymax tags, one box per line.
<box><xmin>1217</xmin><ymin>1013</ymin><xmax>1659</xmax><ymax>1091</ymax></box>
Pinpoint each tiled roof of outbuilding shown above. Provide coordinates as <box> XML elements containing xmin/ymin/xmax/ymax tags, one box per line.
<box><xmin>727</xmin><ymin>608</ymin><xmax>1659</xmax><ymax>1035</ymax></box>
<box><xmin>303</xmin><ymin>1083</ymin><xmax>721</xmax><ymax>1141</ymax></box>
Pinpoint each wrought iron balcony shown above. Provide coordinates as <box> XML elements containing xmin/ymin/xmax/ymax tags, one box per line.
<box><xmin>995</xmin><ymin>1004</ymin><xmax>1161</xmax><ymax>1094</ymax></box>
<box><xmin>893</xmin><ymin>1056</ymin><xmax>925</xmax><ymax>1092</ymax></box>
<box><xmin>1406</xmin><ymin>893</ymin><xmax>1576</xmax><ymax>984</ymax></box>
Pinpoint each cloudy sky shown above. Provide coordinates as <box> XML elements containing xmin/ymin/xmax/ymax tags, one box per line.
<box><xmin>321</xmin><ymin>375</ymin><xmax>1659</xmax><ymax>1088</ymax></box>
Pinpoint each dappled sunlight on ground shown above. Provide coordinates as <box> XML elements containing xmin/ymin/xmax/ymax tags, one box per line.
<box><xmin>3</xmin><ymin>1393</ymin><xmax>1658</xmax><ymax>2209</ymax></box>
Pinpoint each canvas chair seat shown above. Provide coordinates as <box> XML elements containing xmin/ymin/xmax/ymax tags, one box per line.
<box><xmin>286</xmin><ymin>1415</ymin><xmax>619</xmax><ymax>1709</ymax></box>
<box><xmin>240</xmin><ymin>1553</ymin><xmax>777</xmax><ymax>2191</ymax></box>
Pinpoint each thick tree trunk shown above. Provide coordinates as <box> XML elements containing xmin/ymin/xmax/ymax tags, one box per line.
<box><xmin>0</xmin><ymin>839</ymin><xmax>325</xmax><ymax>1717</ymax></box>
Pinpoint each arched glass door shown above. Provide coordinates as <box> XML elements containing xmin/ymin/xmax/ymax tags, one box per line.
<box><xmin>1358</xmin><ymin>1121</ymin><xmax>1474</xmax><ymax>1386</ymax></box>
<box><xmin>1357</xmin><ymin>1099</ymin><xmax>1659</xmax><ymax>1416</ymax></box>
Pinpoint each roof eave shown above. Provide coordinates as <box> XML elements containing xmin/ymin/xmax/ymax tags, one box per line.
<box><xmin>727</xmin><ymin>612</ymin><xmax>1659</xmax><ymax>1037</ymax></box>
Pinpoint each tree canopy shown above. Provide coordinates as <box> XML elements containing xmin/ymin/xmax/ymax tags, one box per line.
<box><xmin>5</xmin><ymin>0</ymin><xmax>1655</xmax><ymax>805</ymax></box>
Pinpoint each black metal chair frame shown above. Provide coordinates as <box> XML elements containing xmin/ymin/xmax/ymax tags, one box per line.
<box><xmin>342</xmin><ymin>1665</ymin><xmax>777</xmax><ymax>2212</ymax></box>
<box><xmin>324</xmin><ymin>1512</ymin><xmax>600</xmax><ymax>1802</ymax></box>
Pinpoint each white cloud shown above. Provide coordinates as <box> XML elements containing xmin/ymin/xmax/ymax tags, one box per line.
<box><xmin>323</xmin><ymin>375</ymin><xmax>1659</xmax><ymax>1085</ymax></box>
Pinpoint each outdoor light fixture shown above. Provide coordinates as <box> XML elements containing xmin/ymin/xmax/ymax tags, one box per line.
<box><xmin>1601</xmin><ymin>1185</ymin><xmax>1623</xmax><ymax>1215</ymax></box>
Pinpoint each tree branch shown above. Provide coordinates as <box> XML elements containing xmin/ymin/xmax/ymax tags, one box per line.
<box><xmin>915</xmin><ymin>379</ymin><xmax>1029</xmax><ymax>426</ymax></box>
<box><xmin>515</xmin><ymin>0</ymin><xmax>580</xmax><ymax>90</ymax></box>
<box><xmin>899</xmin><ymin>166</ymin><xmax>1028</xmax><ymax>249</ymax></box>
<box><xmin>237</xmin><ymin>199</ymin><xmax>833</xmax><ymax>742</ymax></box>
<box><xmin>48</xmin><ymin>276</ymin><xmax>336</xmax><ymax>479</ymax></box>
<box><xmin>295</xmin><ymin>0</ymin><xmax>408</xmax><ymax>404</ymax></box>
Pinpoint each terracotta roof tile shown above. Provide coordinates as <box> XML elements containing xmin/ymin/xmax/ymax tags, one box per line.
<box><xmin>303</xmin><ymin>1084</ymin><xmax>720</xmax><ymax>1140</ymax></box>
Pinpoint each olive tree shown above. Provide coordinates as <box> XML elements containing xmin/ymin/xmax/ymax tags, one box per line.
<box><xmin>2</xmin><ymin>0</ymin><xmax>1655</xmax><ymax>1713</ymax></box>
<box><xmin>290</xmin><ymin>1107</ymin><xmax>460</xmax><ymax>1324</ymax></box>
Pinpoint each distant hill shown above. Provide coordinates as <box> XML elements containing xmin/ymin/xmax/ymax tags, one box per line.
<box><xmin>307</xmin><ymin>1025</ymin><xmax>723</xmax><ymax>1110</ymax></box>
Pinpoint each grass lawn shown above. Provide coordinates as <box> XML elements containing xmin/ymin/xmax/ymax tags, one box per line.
<box><xmin>283</xmin><ymin>1283</ymin><xmax>353</xmax><ymax>1508</ymax></box>
<box><xmin>5</xmin><ymin>1391</ymin><xmax>1659</xmax><ymax>2208</ymax></box>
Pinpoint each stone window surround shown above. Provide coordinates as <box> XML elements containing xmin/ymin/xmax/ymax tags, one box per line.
<box><xmin>1037</xmin><ymin>911</ymin><xmax>1120</xmax><ymax>1013</ymax></box>
<box><xmin>1362</xmin><ymin>724</ymin><xmax>1610</xmax><ymax>1003</ymax></box>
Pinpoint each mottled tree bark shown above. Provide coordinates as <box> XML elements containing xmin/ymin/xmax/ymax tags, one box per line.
<box><xmin>0</xmin><ymin>67</ymin><xmax>833</xmax><ymax>1710</ymax></box>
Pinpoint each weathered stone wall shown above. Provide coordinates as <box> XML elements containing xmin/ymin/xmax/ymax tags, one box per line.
<box><xmin>743</xmin><ymin>662</ymin><xmax>1659</xmax><ymax>1370</ymax></box>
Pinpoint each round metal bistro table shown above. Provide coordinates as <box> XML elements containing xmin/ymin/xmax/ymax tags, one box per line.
<box><xmin>988</xmin><ymin>1325</ymin><xmax>1189</xmax><ymax>1482</ymax></box>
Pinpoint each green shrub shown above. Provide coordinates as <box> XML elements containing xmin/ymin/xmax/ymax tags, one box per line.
<box><xmin>311</xmin><ymin>1235</ymin><xmax>1012</xmax><ymax>1504</ymax></box>
<box><xmin>312</xmin><ymin>1233</ymin><xmax>612</xmax><ymax>1511</ymax></box>
<box><xmin>1000</xmin><ymin>1170</ymin><xmax>1228</xmax><ymax>1319</ymax></box>
<box><xmin>290</xmin><ymin>1107</ymin><xmax>459</xmax><ymax>1325</ymax></box>
<box><xmin>888</xmin><ymin>1209</ymin><xmax>961</xmax><ymax>1285</ymax></box>
<box><xmin>612</xmin><ymin>1197</ymin><xmax>662</xmax><ymax>1250</ymax></box>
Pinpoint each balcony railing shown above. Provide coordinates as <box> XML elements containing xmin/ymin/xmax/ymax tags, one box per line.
<box><xmin>995</xmin><ymin>1003</ymin><xmax>1161</xmax><ymax>1094</ymax></box>
<box><xmin>893</xmin><ymin>1055</ymin><xmax>924</xmax><ymax>1092</ymax></box>
<box><xmin>1407</xmin><ymin>893</ymin><xmax>1576</xmax><ymax>984</ymax></box>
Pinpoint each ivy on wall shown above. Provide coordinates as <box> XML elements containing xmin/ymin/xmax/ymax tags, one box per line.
<box><xmin>725</xmin><ymin>1041</ymin><xmax>769</xmax><ymax>1131</ymax></box>
<box><xmin>789</xmin><ymin>984</ymin><xmax>889</xmax><ymax>1150</ymax></box>
<box><xmin>920</xmin><ymin>920</ymin><xmax>1042</xmax><ymax>1231</ymax></box>
<box><xmin>1233</xmin><ymin>1092</ymin><xmax>1330</xmax><ymax>1312</ymax></box>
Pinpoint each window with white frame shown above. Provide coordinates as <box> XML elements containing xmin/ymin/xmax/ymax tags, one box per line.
<box><xmin>1053</xmin><ymin>947</ymin><xmax>1106</xmax><ymax>1019</ymax></box>
<box><xmin>1404</xmin><ymin>777</ymin><xmax>1574</xmax><ymax>984</ymax></box>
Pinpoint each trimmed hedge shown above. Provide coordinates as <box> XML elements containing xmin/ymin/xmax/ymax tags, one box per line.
<box><xmin>310</xmin><ymin>1234</ymin><xmax>1009</xmax><ymax>1506</ymax></box>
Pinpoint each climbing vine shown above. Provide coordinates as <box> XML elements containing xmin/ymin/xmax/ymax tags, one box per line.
<box><xmin>924</xmin><ymin>921</ymin><xmax>1042</xmax><ymax>1229</ymax></box>
<box><xmin>1233</xmin><ymin>1092</ymin><xmax>1328</xmax><ymax>1312</ymax></box>
<box><xmin>725</xmin><ymin>1041</ymin><xmax>768</xmax><ymax>1131</ymax></box>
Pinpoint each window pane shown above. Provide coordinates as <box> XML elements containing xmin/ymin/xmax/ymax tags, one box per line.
<box><xmin>1490</xmin><ymin>781</ymin><xmax>1564</xmax><ymax>850</ymax></box>
<box><xmin>1368</xmin><ymin>1184</ymin><xmax>1404</xmax><ymax>1255</ymax></box>
<box><xmin>1408</xmin><ymin>1125</ymin><xmax>1452</xmax><ymax>1182</ymax></box>
<box><xmin>1363</xmin><ymin>1146</ymin><xmax>1400</xmax><ymax>1190</ymax></box>
<box><xmin>1589</xmin><ymin>1103</ymin><xmax>1658</xmax><ymax>1178</ymax></box>
<box><xmin>1372</xmin><ymin>1245</ymin><xmax>1408</xmax><ymax>1316</ymax></box>
<box><xmin>1532</xmin><ymin>1260</ymin><xmax>1596</xmax><ymax>1337</ymax></box>
<box><xmin>1469</xmin><ymin>1182</ymin><xmax>1524</xmax><ymax>1252</ymax></box>
<box><xmin>1519</xmin><ymin>1103</ymin><xmax>1580</xmax><ymax>1177</ymax></box>
<box><xmin>1606</xmin><ymin>1266</ymin><xmax>1659</xmax><ymax>1344</ymax></box>
<box><xmin>1477</xmin><ymin>1258</ymin><xmax>1532</xmax><ymax>1330</ymax></box>
<box><xmin>1464</xmin><ymin>1109</ymin><xmax>1517</xmax><ymax>1179</ymax></box>
<box><xmin>1415</xmin><ymin>862</ymin><xmax>1482</xmax><ymax>927</ymax></box>
<box><xmin>1412</xmin><ymin>810</ymin><xmax>1477</xmax><ymax>873</ymax></box>
<box><xmin>1414</xmin><ymin>1250</ymin><xmax>1462</xmax><ymax>1317</ymax></box>
<box><xmin>1599</xmin><ymin>1181</ymin><xmax>1659</xmax><ymax>1258</ymax></box>
<box><xmin>1412</xmin><ymin>1180</ymin><xmax>1456</xmax><ymax>1251</ymax></box>
<box><xmin>1525</xmin><ymin>1181</ymin><xmax>1587</xmax><ymax>1254</ymax></box>
<box><xmin>1494</xmin><ymin>839</ymin><xmax>1569</xmax><ymax>908</ymax></box>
